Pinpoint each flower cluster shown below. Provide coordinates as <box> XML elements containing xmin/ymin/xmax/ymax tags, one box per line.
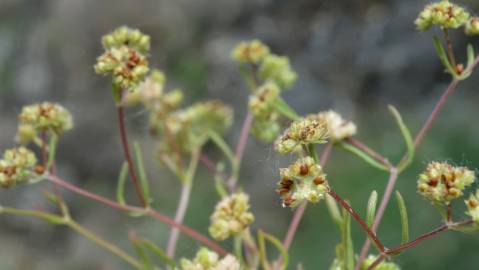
<box><xmin>208</xmin><ymin>192</ymin><xmax>254</xmax><ymax>241</ymax></box>
<box><xmin>275</xmin><ymin>117</ymin><xmax>329</xmax><ymax>154</ymax></box>
<box><xmin>276</xmin><ymin>156</ymin><xmax>328</xmax><ymax>208</ymax></box>
<box><xmin>158</xmin><ymin>100</ymin><xmax>232</xmax><ymax>153</ymax></box>
<box><xmin>16</xmin><ymin>102</ymin><xmax>73</xmax><ymax>144</ymax></box>
<box><xmin>465</xmin><ymin>189</ymin><xmax>479</xmax><ymax>224</ymax></box>
<box><xmin>231</xmin><ymin>40</ymin><xmax>270</xmax><ymax>64</ymax></box>
<box><xmin>361</xmin><ymin>255</ymin><xmax>401</xmax><ymax>270</ymax></box>
<box><xmin>137</xmin><ymin>69</ymin><xmax>183</xmax><ymax>119</ymax></box>
<box><xmin>307</xmin><ymin>110</ymin><xmax>356</xmax><ymax>142</ymax></box>
<box><xmin>415</xmin><ymin>0</ymin><xmax>470</xmax><ymax>31</ymax></box>
<box><xmin>417</xmin><ymin>162</ymin><xmax>475</xmax><ymax>204</ymax></box>
<box><xmin>249</xmin><ymin>82</ymin><xmax>281</xmax><ymax>142</ymax></box>
<box><xmin>180</xmin><ymin>248</ymin><xmax>240</xmax><ymax>270</ymax></box>
<box><xmin>0</xmin><ymin>147</ymin><xmax>38</xmax><ymax>188</ymax></box>
<box><xmin>465</xmin><ymin>17</ymin><xmax>479</xmax><ymax>36</ymax></box>
<box><xmin>94</xmin><ymin>26</ymin><xmax>150</xmax><ymax>90</ymax></box>
<box><xmin>232</xmin><ymin>40</ymin><xmax>297</xmax><ymax>143</ymax></box>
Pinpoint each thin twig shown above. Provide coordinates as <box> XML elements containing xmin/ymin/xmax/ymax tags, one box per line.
<box><xmin>227</xmin><ymin>113</ymin><xmax>253</xmax><ymax>192</ymax></box>
<box><xmin>443</xmin><ymin>28</ymin><xmax>457</xmax><ymax>69</ymax></box>
<box><xmin>46</xmin><ymin>174</ymin><xmax>228</xmax><ymax>256</ymax></box>
<box><xmin>327</xmin><ymin>189</ymin><xmax>385</xmax><ymax>253</ymax></box>
<box><xmin>117</xmin><ymin>106</ymin><xmax>147</xmax><ymax>207</ymax></box>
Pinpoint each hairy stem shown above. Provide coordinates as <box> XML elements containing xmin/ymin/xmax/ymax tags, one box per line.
<box><xmin>46</xmin><ymin>174</ymin><xmax>227</xmax><ymax>256</ymax></box>
<box><xmin>166</xmin><ymin>149</ymin><xmax>200</xmax><ymax>258</ymax></box>
<box><xmin>117</xmin><ymin>105</ymin><xmax>147</xmax><ymax>207</ymax></box>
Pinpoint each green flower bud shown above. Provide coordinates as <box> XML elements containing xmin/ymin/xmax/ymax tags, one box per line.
<box><xmin>465</xmin><ymin>190</ymin><xmax>479</xmax><ymax>224</ymax></box>
<box><xmin>101</xmin><ymin>26</ymin><xmax>150</xmax><ymax>54</ymax></box>
<box><xmin>231</xmin><ymin>40</ymin><xmax>270</xmax><ymax>64</ymax></box>
<box><xmin>418</xmin><ymin>162</ymin><xmax>475</xmax><ymax>204</ymax></box>
<box><xmin>277</xmin><ymin>156</ymin><xmax>328</xmax><ymax>208</ymax></box>
<box><xmin>209</xmin><ymin>192</ymin><xmax>254</xmax><ymax>241</ymax></box>
<box><xmin>259</xmin><ymin>54</ymin><xmax>297</xmax><ymax>89</ymax></box>
<box><xmin>251</xmin><ymin>116</ymin><xmax>281</xmax><ymax>143</ymax></box>
<box><xmin>0</xmin><ymin>147</ymin><xmax>38</xmax><ymax>188</ymax></box>
<box><xmin>307</xmin><ymin>110</ymin><xmax>356</xmax><ymax>141</ymax></box>
<box><xmin>275</xmin><ymin>117</ymin><xmax>329</xmax><ymax>154</ymax></box>
<box><xmin>17</xmin><ymin>102</ymin><xmax>73</xmax><ymax>143</ymax></box>
<box><xmin>361</xmin><ymin>255</ymin><xmax>400</xmax><ymax>270</ymax></box>
<box><xmin>465</xmin><ymin>17</ymin><xmax>479</xmax><ymax>35</ymax></box>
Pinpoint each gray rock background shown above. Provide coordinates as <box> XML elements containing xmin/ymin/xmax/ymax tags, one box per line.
<box><xmin>1</xmin><ymin>0</ymin><xmax>479</xmax><ymax>269</ymax></box>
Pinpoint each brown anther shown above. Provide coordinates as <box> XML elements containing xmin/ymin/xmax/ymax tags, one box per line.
<box><xmin>34</xmin><ymin>165</ymin><xmax>45</xmax><ymax>174</ymax></box>
<box><xmin>313</xmin><ymin>176</ymin><xmax>325</xmax><ymax>185</ymax></box>
<box><xmin>299</xmin><ymin>164</ymin><xmax>309</xmax><ymax>176</ymax></box>
<box><xmin>468</xmin><ymin>199</ymin><xmax>479</xmax><ymax>209</ymax></box>
<box><xmin>281</xmin><ymin>179</ymin><xmax>293</xmax><ymax>188</ymax></box>
<box><xmin>283</xmin><ymin>196</ymin><xmax>295</xmax><ymax>207</ymax></box>
<box><xmin>428</xmin><ymin>179</ymin><xmax>438</xmax><ymax>187</ymax></box>
<box><xmin>455</xmin><ymin>64</ymin><xmax>464</xmax><ymax>75</ymax></box>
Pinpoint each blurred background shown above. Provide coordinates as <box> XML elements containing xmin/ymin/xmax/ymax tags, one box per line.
<box><xmin>1</xmin><ymin>0</ymin><xmax>479</xmax><ymax>269</ymax></box>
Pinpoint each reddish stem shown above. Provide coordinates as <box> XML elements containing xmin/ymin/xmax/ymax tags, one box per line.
<box><xmin>327</xmin><ymin>189</ymin><xmax>385</xmax><ymax>253</ymax></box>
<box><xmin>227</xmin><ymin>113</ymin><xmax>253</xmax><ymax>192</ymax></box>
<box><xmin>117</xmin><ymin>106</ymin><xmax>147</xmax><ymax>207</ymax></box>
<box><xmin>47</xmin><ymin>174</ymin><xmax>227</xmax><ymax>256</ymax></box>
<box><xmin>345</xmin><ymin>138</ymin><xmax>391</xmax><ymax>168</ymax></box>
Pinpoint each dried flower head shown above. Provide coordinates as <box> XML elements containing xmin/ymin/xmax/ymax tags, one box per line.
<box><xmin>180</xmin><ymin>248</ymin><xmax>240</xmax><ymax>270</ymax></box>
<box><xmin>277</xmin><ymin>156</ymin><xmax>328</xmax><ymax>208</ymax></box>
<box><xmin>231</xmin><ymin>40</ymin><xmax>270</xmax><ymax>64</ymax></box>
<box><xmin>465</xmin><ymin>189</ymin><xmax>479</xmax><ymax>224</ymax></box>
<box><xmin>95</xmin><ymin>27</ymin><xmax>150</xmax><ymax>90</ymax></box>
<box><xmin>0</xmin><ymin>147</ymin><xmax>38</xmax><ymax>188</ymax></box>
<box><xmin>361</xmin><ymin>255</ymin><xmax>401</xmax><ymax>270</ymax></box>
<box><xmin>16</xmin><ymin>102</ymin><xmax>73</xmax><ymax>144</ymax></box>
<box><xmin>209</xmin><ymin>192</ymin><xmax>254</xmax><ymax>241</ymax></box>
<box><xmin>415</xmin><ymin>1</ymin><xmax>470</xmax><ymax>31</ymax></box>
<box><xmin>308</xmin><ymin>110</ymin><xmax>356</xmax><ymax>141</ymax></box>
<box><xmin>275</xmin><ymin>118</ymin><xmax>329</xmax><ymax>154</ymax></box>
<box><xmin>465</xmin><ymin>17</ymin><xmax>479</xmax><ymax>35</ymax></box>
<box><xmin>259</xmin><ymin>54</ymin><xmax>297</xmax><ymax>89</ymax></box>
<box><xmin>159</xmin><ymin>100</ymin><xmax>232</xmax><ymax>153</ymax></box>
<box><xmin>418</xmin><ymin>162</ymin><xmax>475</xmax><ymax>204</ymax></box>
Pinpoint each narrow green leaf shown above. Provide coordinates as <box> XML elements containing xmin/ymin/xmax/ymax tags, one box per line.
<box><xmin>46</xmin><ymin>135</ymin><xmax>58</xmax><ymax>171</ymax></box>
<box><xmin>138</xmin><ymin>239</ymin><xmax>176</xmax><ymax>268</ymax></box>
<box><xmin>0</xmin><ymin>207</ymin><xmax>65</xmax><ymax>225</ymax></box>
<box><xmin>116</xmin><ymin>162</ymin><xmax>129</xmax><ymax>206</ymax></box>
<box><xmin>395</xmin><ymin>191</ymin><xmax>409</xmax><ymax>244</ymax></box>
<box><xmin>233</xmin><ymin>236</ymin><xmax>245</xmax><ymax>266</ymax></box>
<box><xmin>366</xmin><ymin>190</ymin><xmax>378</xmax><ymax>227</ymax></box>
<box><xmin>388</xmin><ymin>105</ymin><xmax>414</xmax><ymax>172</ymax></box>
<box><xmin>131</xmin><ymin>238</ymin><xmax>154</xmax><ymax>270</ymax></box>
<box><xmin>257</xmin><ymin>230</ymin><xmax>272</xmax><ymax>270</ymax></box>
<box><xmin>258</xmin><ymin>230</ymin><xmax>289</xmax><ymax>270</ymax></box>
<box><xmin>467</xmin><ymin>44</ymin><xmax>475</xmax><ymax>68</ymax></box>
<box><xmin>341</xmin><ymin>208</ymin><xmax>354</xmax><ymax>270</ymax></box>
<box><xmin>272</xmin><ymin>97</ymin><xmax>301</xmax><ymax>121</ymax></box>
<box><xmin>338</xmin><ymin>143</ymin><xmax>389</xmax><ymax>171</ymax></box>
<box><xmin>326</xmin><ymin>195</ymin><xmax>343</xmax><ymax>227</ymax></box>
<box><xmin>433</xmin><ymin>36</ymin><xmax>455</xmax><ymax>75</ymax></box>
<box><xmin>214</xmin><ymin>163</ymin><xmax>228</xmax><ymax>198</ymax></box>
<box><xmin>133</xmin><ymin>142</ymin><xmax>152</xmax><ymax>205</ymax></box>
<box><xmin>209</xmin><ymin>131</ymin><xmax>239</xmax><ymax>181</ymax></box>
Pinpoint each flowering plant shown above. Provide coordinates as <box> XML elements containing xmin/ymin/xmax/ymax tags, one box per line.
<box><xmin>1</xmin><ymin>1</ymin><xmax>479</xmax><ymax>269</ymax></box>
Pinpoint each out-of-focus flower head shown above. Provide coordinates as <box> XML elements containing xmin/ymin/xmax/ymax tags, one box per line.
<box><xmin>418</xmin><ymin>161</ymin><xmax>475</xmax><ymax>204</ymax></box>
<box><xmin>0</xmin><ymin>147</ymin><xmax>38</xmax><ymax>188</ymax></box>
<box><xmin>231</xmin><ymin>40</ymin><xmax>270</xmax><ymax>64</ymax></box>
<box><xmin>180</xmin><ymin>247</ymin><xmax>240</xmax><ymax>270</ymax></box>
<box><xmin>95</xmin><ymin>26</ymin><xmax>150</xmax><ymax>91</ymax></box>
<box><xmin>277</xmin><ymin>156</ymin><xmax>328</xmax><ymax>208</ymax></box>
<box><xmin>275</xmin><ymin>117</ymin><xmax>329</xmax><ymax>154</ymax></box>
<box><xmin>465</xmin><ymin>189</ymin><xmax>479</xmax><ymax>224</ymax></box>
<box><xmin>415</xmin><ymin>1</ymin><xmax>470</xmax><ymax>31</ymax></box>
<box><xmin>361</xmin><ymin>255</ymin><xmax>401</xmax><ymax>270</ymax></box>
<box><xmin>209</xmin><ymin>192</ymin><xmax>254</xmax><ymax>241</ymax></box>
<box><xmin>16</xmin><ymin>102</ymin><xmax>73</xmax><ymax>144</ymax></box>
<box><xmin>159</xmin><ymin>100</ymin><xmax>233</xmax><ymax>153</ymax></box>
<box><xmin>307</xmin><ymin>110</ymin><xmax>356</xmax><ymax>142</ymax></box>
<box><xmin>465</xmin><ymin>17</ymin><xmax>479</xmax><ymax>35</ymax></box>
<box><xmin>259</xmin><ymin>54</ymin><xmax>297</xmax><ymax>89</ymax></box>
